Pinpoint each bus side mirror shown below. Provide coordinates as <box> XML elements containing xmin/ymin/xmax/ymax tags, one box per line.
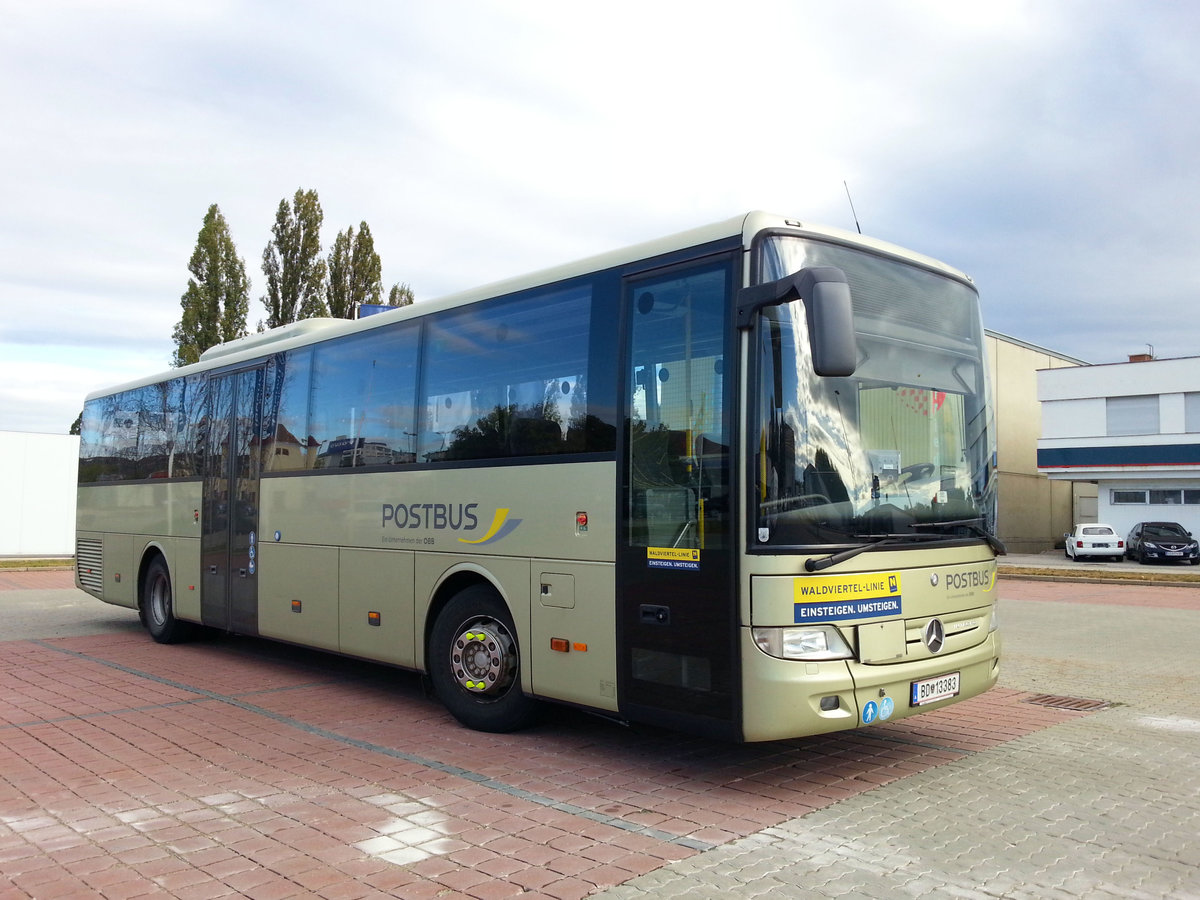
<box><xmin>803</xmin><ymin>271</ymin><xmax>856</xmax><ymax>377</ymax></box>
<box><xmin>736</xmin><ymin>266</ymin><xmax>857</xmax><ymax>377</ymax></box>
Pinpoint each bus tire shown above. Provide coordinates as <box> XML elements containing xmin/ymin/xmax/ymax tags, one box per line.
<box><xmin>429</xmin><ymin>584</ymin><xmax>540</xmax><ymax>733</ymax></box>
<box><xmin>142</xmin><ymin>556</ymin><xmax>194</xmax><ymax>644</ymax></box>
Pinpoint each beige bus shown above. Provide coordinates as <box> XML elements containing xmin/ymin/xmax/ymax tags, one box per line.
<box><xmin>76</xmin><ymin>211</ymin><xmax>1002</xmax><ymax>742</ymax></box>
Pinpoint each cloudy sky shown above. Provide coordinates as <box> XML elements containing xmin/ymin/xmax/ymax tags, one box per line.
<box><xmin>2</xmin><ymin>1</ymin><xmax>1198</xmax><ymax>433</ymax></box>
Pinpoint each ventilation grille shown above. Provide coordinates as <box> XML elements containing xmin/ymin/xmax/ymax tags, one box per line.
<box><xmin>76</xmin><ymin>538</ymin><xmax>103</xmax><ymax>594</ymax></box>
<box><xmin>1023</xmin><ymin>693</ymin><xmax>1111</xmax><ymax>712</ymax></box>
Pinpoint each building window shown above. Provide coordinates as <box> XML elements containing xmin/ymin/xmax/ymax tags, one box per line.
<box><xmin>1114</xmin><ymin>488</ymin><xmax>1200</xmax><ymax>505</ymax></box>
<box><xmin>1111</xmin><ymin>489</ymin><xmax>1147</xmax><ymax>504</ymax></box>
<box><xmin>1106</xmin><ymin>395</ymin><xmax>1159</xmax><ymax>436</ymax></box>
<box><xmin>1187</xmin><ymin>393</ymin><xmax>1200</xmax><ymax>433</ymax></box>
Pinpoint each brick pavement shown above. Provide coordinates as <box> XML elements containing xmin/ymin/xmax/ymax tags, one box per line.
<box><xmin>0</xmin><ymin>570</ymin><xmax>76</xmax><ymax>592</ymax></box>
<box><xmin>0</xmin><ymin>571</ymin><xmax>1143</xmax><ymax>898</ymax></box>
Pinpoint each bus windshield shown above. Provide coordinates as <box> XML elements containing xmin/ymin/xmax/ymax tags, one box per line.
<box><xmin>753</xmin><ymin>234</ymin><xmax>995</xmax><ymax>549</ymax></box>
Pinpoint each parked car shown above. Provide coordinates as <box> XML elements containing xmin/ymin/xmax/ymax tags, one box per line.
<box><xmin>1125</xmin><ymin>521</ymin><xmax>1200</xmax><ymax>565</ymax></box>
<box><xmin>1063</xmin><ymin>523</ymin><xmax>1124</xmax><ymax>561</ymax></box>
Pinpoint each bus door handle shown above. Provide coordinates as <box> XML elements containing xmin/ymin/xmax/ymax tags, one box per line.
<box><xmin>209</xmin><ymin>565</ymin><xmax>218</xmax><ymax>575</ymax></box>
<box><xmin>640</xmin><ymin>604</ymin><xmax>671</xmax><ymax>626</ymax></box>
<box><xmin>238</xmin><ymin>568</ymin><xmax>248</xmax><ymax>578</ymax></box>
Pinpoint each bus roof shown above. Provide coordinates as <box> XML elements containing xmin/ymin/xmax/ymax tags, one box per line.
<box><xmin>85</xmin><ymin>211</ymin><xmax>970</xmax><ymax>400</ymax></box>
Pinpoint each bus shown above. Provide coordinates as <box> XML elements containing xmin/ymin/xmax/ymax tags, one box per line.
<box><xmin>75</xmin><ymin>211</ymin><xmax>1002</xmax><ymax>742</ymax></box>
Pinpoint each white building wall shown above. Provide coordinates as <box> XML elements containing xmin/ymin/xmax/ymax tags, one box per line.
<box><xmin>1039</xmin><ymin>394</ymin><xmax>1193</xmax><ymax>445</ymax></box>
<box><xmin>1038</xmin><ymin>356</ymin><xmax>1200</xmax><ymax>401</ymax></box>
<box><xmin>1040</xmin><ymin>397</ymin><xmax>1104</xmax><ymax>439</ymax></box>
<box><xmin>1161</xmin><ymin>393</ymin><xmax>1187</xmax><ymax>433</ymax></box>
<box><xmin>0</xmin><ymin>431</ymin><xmax>79</xmax><ymax>557</ymax></box>
<box><xmin>1098</xmin><ymin>481</ymin><xmax>1200</xmax><ymax>540</ymax></box>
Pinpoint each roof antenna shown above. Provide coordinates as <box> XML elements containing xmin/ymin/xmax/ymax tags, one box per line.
<box><xmin>843</xmin><ymin>181</ymin><xmax>862</xmax><ymax>234</ymax></box>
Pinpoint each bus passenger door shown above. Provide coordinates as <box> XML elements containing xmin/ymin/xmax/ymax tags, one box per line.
<box><xmin>201</xmin><ymin>368</ymin><xmax>262</xmax><ymax>634</ymax></box>
<box><xmin>618</xmin><ymin>255</ymin><xmax>738</xmax><ymax>738</ymax></box>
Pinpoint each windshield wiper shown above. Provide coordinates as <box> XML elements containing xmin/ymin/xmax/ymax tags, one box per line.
<box><xmin>909</xmin><ymin>517</ymin><xmax>1008</xmax><ymax>556</ymax></box>
<box><xmin>804</xmin><ymin>532</ymin><xmax>945</xmax><ymax>572</ymax></box>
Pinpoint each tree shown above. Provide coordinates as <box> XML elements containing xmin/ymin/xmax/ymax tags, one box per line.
<box><xmin>172</xmin><ymin>204</ymin><xmax>250</xmax><ymax>366</ymax></box>
<box><xmin>326</xmin><ymin>227</ymin><xmax>353</xmax><ymax>319</ymax></box>
<box><xmin>326</xmin><ymin>222</ymin><xmax>383</xmax><ymax>319</ymax></box>
<box><xmin>388</xmin><ymin>282</ymin><xmax>415</xmax><ymax>307</ymax></box>
<box><xmin>261</xmin><ymin>188</ymin><xmax>327</xmax><ymax>328</ymax></box>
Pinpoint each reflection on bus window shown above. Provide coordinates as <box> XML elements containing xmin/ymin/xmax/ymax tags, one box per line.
<box><xmin>420</xmin><ymin>284</ymin><xmax>595</xmax><ymax>462</ymax></box>
<box><xmin>309</xmin><ymin>326</ymin><xmax>419</xmax><ymax>468</ymax></box>
<box><xmin>77</xmin><ymin>375</ymin><xmax>204</xmax><ymax>482</ymax></box>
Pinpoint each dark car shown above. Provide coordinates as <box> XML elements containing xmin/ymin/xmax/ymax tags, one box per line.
<box><xmin>1125</xmin><ymin>521</ymin><xmax>1200</xmax><ymax>564</ymax></box>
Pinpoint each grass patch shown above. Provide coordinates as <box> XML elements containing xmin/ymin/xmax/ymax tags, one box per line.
<box><xmin>0</xmin><ymin>558</ymin><xmax>73</xmax><ymax>569</ymax></box>
<box><xmin>1001</xmin><ymin>565</ymin><xmax>1200</xmax><ymax>585</ymax></box>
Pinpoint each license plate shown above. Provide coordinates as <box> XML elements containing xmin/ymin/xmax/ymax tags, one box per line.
<box><xmin>1093</xmin><ymin>543</ymin><xmax>1110</xmax><ymax>548</ymax></box>
<box><xmin>911</xmin><ymin>672</ymin><xmax>961</xmax><ymax>706</ymax></box>
<box><xmin>1167</xmin><ymin>551</ymin><xmax>1183</xmax><ymax>557</ymax></box>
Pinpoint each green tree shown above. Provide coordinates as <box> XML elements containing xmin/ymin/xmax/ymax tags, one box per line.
<box><xmin>172</xmin><ymin>204</ymin><xmax>250</xmax><ymax>366</ymax></box>
<box><xmin>387</xmin><ymin>282</ymin><xmax>415</xmax><ymax>307</ymax></box>
<box><xmin>326</xmin><ymin>222</ymin><xmax>383</xmax><ymax>319</ymax></box>
<box><xmin>261</xmin><ymin>188</ymin><xmax>327</xmax><ymax>328</ymax></box>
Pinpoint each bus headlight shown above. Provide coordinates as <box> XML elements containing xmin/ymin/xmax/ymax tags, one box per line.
<box><xmin>752</xmin><ymin>625</ymin><xmax>853</xmax><ymax>661</ymax></box>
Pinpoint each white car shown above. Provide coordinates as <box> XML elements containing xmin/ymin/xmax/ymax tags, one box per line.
<box><xmin>1064</xmin><ymin>523</ymin><xmax>1124</xmax><ymax>561</ymax></box>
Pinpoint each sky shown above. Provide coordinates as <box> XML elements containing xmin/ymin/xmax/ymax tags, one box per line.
<box><xmin>2</xmin><ymin>0</ymin><xmax>1198</xmax><ymax>434</ymax></box>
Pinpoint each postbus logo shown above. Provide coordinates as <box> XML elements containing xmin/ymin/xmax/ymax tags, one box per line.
<box><xmin>380</xmin><ymin>502</ymin><xmax>522</xmax><ymax>546</ymax></box>
<box><xmin>458</xmin><ymin>508</ymin><xmax>523</xmax><ymax>545</ymax></box>
<box><xmin>944</xmin><ymin>566</ymin><xmax>996</xmax><ymax>593</ymax></box>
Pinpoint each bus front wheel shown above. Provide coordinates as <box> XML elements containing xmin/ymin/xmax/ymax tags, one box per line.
<box><xmin>429</xmin><ymin>585</ymin><xmax>540</xmax><ymax>733</ymax></box>
<box><xmin>141</xmin><ymin>556</ymin><xmax>194</xmax><ymax>644</ymax></box>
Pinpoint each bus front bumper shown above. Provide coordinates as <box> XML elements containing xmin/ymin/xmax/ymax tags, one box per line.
<box><xmin>738</xmin><ymin>628</ymin><xmax>1001</xmax><ymax>742</ymax></box>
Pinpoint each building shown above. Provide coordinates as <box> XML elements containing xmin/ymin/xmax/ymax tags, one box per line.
<box><xmin>1037</xmin><ymin>353</ymin><xmax>1200</xmax><ymax>539</ymax></box>
<box><xmin>987</xmin><ymin>332</ymin><xmax>1092</xmax><ymax>553</ymax></box>
<box><xmin>0</xmin><ymin>431</ymin><xmax>79</xmax><ymax>557</ymax></box>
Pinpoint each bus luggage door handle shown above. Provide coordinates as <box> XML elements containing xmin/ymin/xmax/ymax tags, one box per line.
<box><xmin>208</xmin><ymin>565</ymin><xmax>218</xmax><ymax>575</ymax></box>
<box><xmin>640</xmin><ymin>604</ymin><xmax>671</xmax><ymax>625</ymax></box>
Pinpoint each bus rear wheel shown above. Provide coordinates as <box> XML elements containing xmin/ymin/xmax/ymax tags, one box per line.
<box><xmin>429</xmin><ymin>585</ymin><xmax>540</xmax><ymax>733</ymax></box>
<box><xmin>141</xmin><ymin>556</ymin><xmax>194</xmax><ymax>644</ymax></box>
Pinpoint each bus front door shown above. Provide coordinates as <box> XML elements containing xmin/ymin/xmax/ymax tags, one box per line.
<box><xmin>619</xmin><ymin>255</ymin><xmax>738</xmax><ymax>739</ymax></box>
<box><xmin>201</xmin><ymin>368</ymin><xmax>262</xmax><ymax>634</ymax></box>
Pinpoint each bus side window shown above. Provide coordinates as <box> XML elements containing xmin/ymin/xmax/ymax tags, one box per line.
<box><xmin>421</xmin><ymin>284</ymin><xmax>592</xmax><ymax>463</ymax></box>
<box><xmin>306</xmin><ymin>327</ymin><xmax>418</xmax><ymax>469</ymax></box>
<box><xmin>266</xmin><ymin>348</ymin><xmax>313</xmax><ymax>472</ymax></box>
<box><xmin>627</xmin><ymin>264</ymin><xmax>730</xmax><ymax>550</ymax></box>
